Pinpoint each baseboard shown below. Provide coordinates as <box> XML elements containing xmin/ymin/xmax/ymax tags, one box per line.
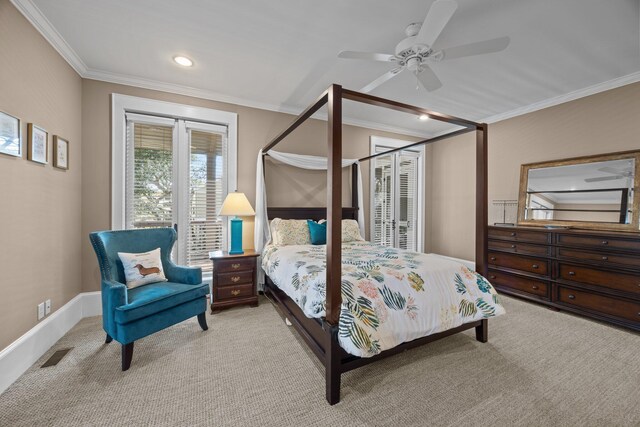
<box><xmin>0</xmin><ymin>291</ymin><xmax>102</xmax><ymax>395</ymax></box>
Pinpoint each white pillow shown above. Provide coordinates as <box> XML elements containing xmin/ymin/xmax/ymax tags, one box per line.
<box><xmin>317</xmin><ymin>219</ymin><xmax>364</xmax><ymax>242</ymax></box>
<box><xmin>118</xmin><ymin>248</ymin><xmax>168</xmax><ymax>288</ymax></box>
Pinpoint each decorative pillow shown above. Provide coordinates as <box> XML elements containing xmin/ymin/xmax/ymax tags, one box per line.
<box><xmin>270</xmin><ymin>218</ymin><xmax>311</xmax><ymax>246</ymax></box>
<box><xmin>307</xmin><ymin>220</ymin><xmax>327</xmax><ymax>245</ymax></box>
<box><xmin>315</xmin><ymin>219</ymin><xmax>364</xmax><ymax>242</ymax></box>
<box><xmin>118</xmin><ymin>248</ymin><xmax>168</xmax><ymax>289</ymax></box>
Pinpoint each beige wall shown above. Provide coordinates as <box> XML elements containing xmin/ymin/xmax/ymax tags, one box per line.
<box><xmin>0</xmin><ymin>0</ymin><xmax>82</xmax><ymax>350</ymax></box>
<box><xmin>428</xmin><ymin>81</ymin><xmax>640</xmax><ymax>261</ymax></box>
<box><xmin>81</xmin><ymin>79</ymin><xmax>419</xmax><ymax>292</ymax></box>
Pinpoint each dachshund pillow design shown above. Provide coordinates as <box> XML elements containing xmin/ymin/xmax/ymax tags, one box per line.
<box><xmin>118</xmin><ymin>248</ymin><xmax>168</xmax><ymax>288</ymax></box>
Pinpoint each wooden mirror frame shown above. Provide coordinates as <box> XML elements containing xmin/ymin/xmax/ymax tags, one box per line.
<box><xmin>517</xmin><ymin>150</ymin><xmax>640</xmax><ymax>232</ymax></box>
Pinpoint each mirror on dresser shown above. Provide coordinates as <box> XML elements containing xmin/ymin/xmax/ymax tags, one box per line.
<box><xmin>517</xmin><ymin>151</ymin><xmax>640</xmax><ymax>232</ymax></box>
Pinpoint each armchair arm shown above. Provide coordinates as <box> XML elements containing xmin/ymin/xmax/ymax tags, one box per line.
<box><xmin>102</xmin><ymin>280</ymin><xmax>127</xmax><ymax>309</ymax></box>
<box><xmin>164</xmin><ymin>261</ymin><xmax>202</xmax><ymax>285</ymax></box>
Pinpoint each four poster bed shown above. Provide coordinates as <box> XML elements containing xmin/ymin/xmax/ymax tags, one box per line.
<box><xmin>256</xmin><ymin>84</ymin><xmax>500</xmax><ymax>404</ymax></box>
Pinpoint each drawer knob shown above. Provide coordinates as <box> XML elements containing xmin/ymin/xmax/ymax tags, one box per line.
<box><xmin>231</xmin><ymin>263</ymin><xmax>241</xmax><ymax>269</ymax></box>
<box><xmin>601</xmin><ymin>256</ymin><xmax>608</xmax><ymax>261</ymax></box>
<box><xmin>231</xmin><ymin>276</ymin><xmax>241</xmax><ymax>283</ymax></box>
<box><xmin>568</xmin><ymin>294</ymin><xmax>575</xmax><ymax>300</ymax></box>
<box><xmin>601</xmin><ymin>241</ymin><xmax>608</xmax><ymax>245</ymax></box>
<box><xmin>511</xmin><ymin>244</ymin><xmax>516</xmax><ymax>248</ymax></box>
<box><xmin>532</xmin><ymin>285</ymin><xmax>539</xmax><ymax>290</ymax></box>
<box><xmin>231</xmin><ymin>289</ymin><xmax>241</xmax><ymax>296</ymax></box>
<box><xmin>531</xmin><ymin>264</ymin><xmax>539</xmax><ymax>269</ymax></box>
<box><xmin>510</xmin><ymin>232</ymin><xmax>516</xmax><ymax>237</ymax></box>
<box><xmin>568</xmin><ymin>271</ymin><xmax>576</xmax><ymax>276</ymax></box>
<box><xmin>489</xmin><ymin>275</ymin><xmax>496</xmax><ymax>279</ymax></box>
<box><xmin>490</xmin><ymin>257</ymin><xmax>496</xmax><ymax>261</ymax></box>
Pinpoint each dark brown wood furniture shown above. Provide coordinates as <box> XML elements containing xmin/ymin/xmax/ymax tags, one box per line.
<box><xmin>488</xmin><ymin>225</ymin><xmax>640</xmax><ymax>331</ymax></box>
<box><xmin>260</xmin><ymin>84</ymin><xmax>490</xmax><ymax>405</ymax></box>
<box><xmin>210</xmin><ymin>250</ymin><xmax>259</xmax><ymax>312</ymax></box>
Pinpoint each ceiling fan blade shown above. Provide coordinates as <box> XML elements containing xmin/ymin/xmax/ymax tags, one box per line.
<box><xmin>439</xmin><ymin>36</ymin><xmax>510</xmax><ymax>60</ymax></box>
<box><xmin>416</xmin><ymin>64</ymin><xmax>443</xmax><ymax>92</ymax></box>
<box><xmin>338</xmin><ymin>51</ymin><xmax>396</xmax><ymax>62</ymax></box>
<box><xmin>416</xmin><ymin>0</ymin><xmax>458</xmax><ymax>48</ymax></box>
<box><xmin>584</xmin><ymin>176</ymin><xmax>624</xmax><ymax>183</ymax></box>
<box><xmin>361</xmin><ymin>68</ymin><xmax>403</xmax><ymax>93</ymax></box>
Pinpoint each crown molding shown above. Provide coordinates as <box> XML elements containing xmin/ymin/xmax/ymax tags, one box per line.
<box><xmin>12</xmin><ymin>0</ymin><xmax>640</xmax><ymax>134</ymax></box>
<box><xmin>483</xmin><ymin>71</ymin><xmax>640</xmax><ymax>124</ymax></box>
<box><xmin>11</xmin><ymin>0</ymin><xmax>87</xmax><ymax>75</ymax></box>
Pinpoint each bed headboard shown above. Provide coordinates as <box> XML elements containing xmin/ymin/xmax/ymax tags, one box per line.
<box><xmin>267</xmin><ymin>207</ymin><xmax>358</xmax><ymax>222</ymax></box>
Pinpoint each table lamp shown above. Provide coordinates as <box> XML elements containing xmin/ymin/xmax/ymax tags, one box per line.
<box><xmin>218</xmin><ymin>192</ymin><xmax>255</xmax><ymax>255</ymax></box>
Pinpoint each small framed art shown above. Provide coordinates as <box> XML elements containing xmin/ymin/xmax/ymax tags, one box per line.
<box><xmin>0</xmin><ymin>111</ymin><xmax>21</xmax><ymax>157</ymax></box>
<box><xmin>27</xmin><ymin>123</ymin><xmax>48</xmax><ymax>164</ymax></box>
<box><xmin>53</xmin><ymin>136</ymin><xmax>69</xmax><ymax>170</ymax></box>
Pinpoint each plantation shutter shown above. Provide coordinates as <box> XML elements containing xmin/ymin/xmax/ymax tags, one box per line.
<box><xmin>124</xmin><ymin>113</ymin><xmax>177</xmax><ymax>230</ymax></box>
<box><xmin>397</xmin><ymin>151</ymin><xmax>419</xmax><ymax>250</ymax></box>
<box><xmin>373</xmin><ymin>153</ymin><xmax>394</xmax><ymax>247</ymax></box>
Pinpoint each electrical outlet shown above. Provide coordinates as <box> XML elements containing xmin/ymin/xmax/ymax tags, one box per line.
<box><xmin>37</xmin><ymin>303</ymin><xmax>45</xmax><ymax>321</ymax></box>
<box><xmin>45</xmin><ymin>299</ymin><xmax>51</xmax><ymax>316</ymax></box>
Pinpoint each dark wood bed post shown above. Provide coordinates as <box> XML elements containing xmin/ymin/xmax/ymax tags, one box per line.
<box><xmin>475</xmin><ymin>123</ymin><xmax>489</xmax><ymax>343</ymax></box>
<box><xmin>324</xmin><ymin>84</ymin><xmax>343</xmax><ymax>404</ymax></box>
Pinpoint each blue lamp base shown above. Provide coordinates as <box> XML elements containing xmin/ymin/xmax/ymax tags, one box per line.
<box><xmin>229</xmin><ymin>217</ymin><xmax>244</xmax><ymax>255</ymax></box>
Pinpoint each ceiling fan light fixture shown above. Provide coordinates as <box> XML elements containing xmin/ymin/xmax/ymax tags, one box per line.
<box><xmin>419</xmin><ymin>114</ymin><xmax>430</xmax><ymax>121</ymax></box>
<box><xmin>173</xmin><ymin>56</ymin><xmax>193</xmax><ymax>67</ymax></box>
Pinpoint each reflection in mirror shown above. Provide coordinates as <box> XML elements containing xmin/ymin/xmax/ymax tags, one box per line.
<box><xmin>524</xmin><ymin>158</ymin><xmax>635</xmax><ymax>224</ymax></box>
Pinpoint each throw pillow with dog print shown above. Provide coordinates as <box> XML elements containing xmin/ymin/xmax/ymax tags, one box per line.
<box><xmin>117</xmin><ymin>247</ymin><xmax>168</xmax><ymax>288</ymax></box>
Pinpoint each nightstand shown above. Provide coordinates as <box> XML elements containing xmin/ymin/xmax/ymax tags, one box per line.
<box><xmin>209</xmin><ymin>250</ymin><xmax>259</xmax><ymax>312</ymax></box>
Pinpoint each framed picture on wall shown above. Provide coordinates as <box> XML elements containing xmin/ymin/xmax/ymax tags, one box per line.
<box><xmin>0</xmin><ymin>111</ymin><xmax>22</xmax><ymax>157</ymax></box>
<box><xmin>53</xmin><ymin>136</ymin><xmax>69</xmax><ymax>170</ymax></box>
<box><xmin>27</xmin><ymin>123</ymin><xmax>48</xmax><ymax>164</ymax></box>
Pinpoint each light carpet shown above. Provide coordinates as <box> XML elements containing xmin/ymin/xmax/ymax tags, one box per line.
<box><xmin>0</xmin><ymin>295</ymin><xmax>639</xmax><ymax>427</ymax></box>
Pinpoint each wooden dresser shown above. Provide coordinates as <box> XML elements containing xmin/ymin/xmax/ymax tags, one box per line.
<box><xmin>488</xmin><ymin>225</ymin><xmax>640</xmax><ymax>331</ymax></box>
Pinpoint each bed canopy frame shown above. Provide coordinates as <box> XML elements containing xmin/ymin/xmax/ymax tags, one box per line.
<box><xmin>260</xmin><ymin>84</ymin><xmax>488</xmax><ymax>405</ymax></box>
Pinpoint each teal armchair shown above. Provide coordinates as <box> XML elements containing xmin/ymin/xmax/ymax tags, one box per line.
<box><xmin>89</xmin><ymin>228</ymin><xmax>209</xmax><ymax>370</ymax></box>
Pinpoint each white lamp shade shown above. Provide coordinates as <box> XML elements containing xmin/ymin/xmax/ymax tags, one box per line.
<box><xmin>218</xmin><ymin>192</ymin><xmax>256</xmax><ymax>216</ymax></box>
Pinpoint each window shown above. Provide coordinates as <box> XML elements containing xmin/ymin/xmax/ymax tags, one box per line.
<box><xmin>112</xmin><ymin>95</ymin><xmax>237</xmax><ymax>278</ymax></box>
<box><xmin>370</xmin><ymin>136</ymin><xmax>424</xmax><ymax>252</ymax></box>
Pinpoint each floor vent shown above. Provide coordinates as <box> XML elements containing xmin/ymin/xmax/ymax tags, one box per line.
<box><xmin>41</xmin><ymin>348</ymin><xmax>72</xmax><ymax>368</ymax></box>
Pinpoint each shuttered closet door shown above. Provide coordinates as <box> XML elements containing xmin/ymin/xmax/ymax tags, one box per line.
<box><xmin>397</xmin><ymin>151</ymin><xmax>419</xmax><ymax>251</ymax></box>
<box><xmin>373</xmin><ymin>154</ymin><xmax>394</xmax><ymax>247</ymax></box>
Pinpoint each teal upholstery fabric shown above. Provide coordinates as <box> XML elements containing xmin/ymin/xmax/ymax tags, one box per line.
<box><xmin>307</xmin><ymin>220</ymin><xmax>327</xmax><ymax>245</ymax></box>
<box><xmin>89</xmin><ymin>228</ymin><xmax>208</xmax><ymax>345</ymax></box>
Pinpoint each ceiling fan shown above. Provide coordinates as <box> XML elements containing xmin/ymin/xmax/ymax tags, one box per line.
<box><xmin>338</xmin><ymin>0</ymin><xmax>510</xmax><ymax>93</ymax></box>
<box><xmin>584</xmin><ymin>167</ymin><xmax>634</xmax><ymax>183</ymax></box>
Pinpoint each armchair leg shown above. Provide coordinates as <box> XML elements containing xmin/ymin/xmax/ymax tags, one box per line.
<box><xmin>122</xmin><ymin>342</ymin><xmax>134</xmax><ymax>371</ymax></box>
<box><xmin>105</xmin><ymin>334</ymin><xmax>113</xmax><ymax>344</ymax></box>
<box><xmin>197</xmin><ymin>312</ymin><xmax>208</xmax><ymax>331</ymax></box>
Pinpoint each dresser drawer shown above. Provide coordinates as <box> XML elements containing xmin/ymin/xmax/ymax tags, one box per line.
<box><xmin>488</xmin><ymin>240</ymin><xmax>550</xmax><ymax>256</ymax></box>
<box><xmin>558</xmin><ymin>264</ymin><xmax>640</xmax><ymax>296</ymax></box>
<box><xmin>488</xmin><ymin>228</ymin><xmax>550</xmax><ymax>244</ymax></box>
<box><xmin>488</xmin><ymin>252</ymin><xmax>549</xmax><ymax>275</ymax></box>
<box><xmin>216</xmin><ymin>283</ymin><xmax>254</xmax><ymax>300</ymax></box>
<box><xmin>217</xmin><ymin>270</ymin><xmax>254</xmax><ymax>287</ymax></box>
<box><xmin>558</xmin><ymin>248</ymin><xmax>640</xmax><ymax>270</ymax></box>
<box><xmin>557</xmin><ymin>234</ymin><xmax>640</xmax><ymax>253</ymax></box>
<box><xmin>488</xmin><ymin>269</ymin><xmax>549</xmax><ymax>299</ymax></box>
<box><xmin>557</xmin><ymin>286</ymin><xmax>640</xmax><ymax>323</ymax></box>
<box><xmin>215</xmin><ymin>258</ymin><xmax>256</xmax><ymax>273</ymax></box>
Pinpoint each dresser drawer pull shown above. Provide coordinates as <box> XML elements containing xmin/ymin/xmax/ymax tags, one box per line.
<box><xmin>490</xmin><ymin>257</ymin><xmax>496</xmax><ymax>261</ymax></box>
<box><xmin>231</xmin><ymin>289</ymin><xmax>241</xmax><ymax>296</ymax></box>
<box><xmin>568</xmin><ymin>271</ymin><xmax>576</xmax><ymax>276</ymax></box>
<box><xmin>532</xmin><ymin>285</ymin><xmax>539</xmax><ymax>290</ymax></box>
<box><xmin>231</xmin><ymin>263</ymin><xmax>241</xmax><ymax>269</ymax></box>
<box><xmin>601</xmin><ymin>241</ymin><xmax>608</xmax><ymax>245</ymax></box>
<box><xmin>601</xmin><ymin>256</ymin><xmax>608</xmax><ymax>261</ymax></box>
<box><xmin>531</xmin><ymin>264</ymin><xmax>539</xmax><ymax>269</ymax></box>
<box><xmin>489</xmin><ymin>275</ymin><xmax>496</xmax><ymax>279</ymax></box>
<box><xmin>511</xmin><ymin>244</ymin><xmax>516</xmax><ymax>248</ymax></box>
<box><xmin>568</xmin><ymin>294</ymin><xmax>576</xmax><ymax>300</ymax></box>
<box><xmin>510</xmin><ymin>232</ymin><xmax>516</xmax><ymax>237</ymax></box>
<box><xmin>231</xmin><ymin>276</ymin><xmax>241</xmax><ymax>283</ymax></box>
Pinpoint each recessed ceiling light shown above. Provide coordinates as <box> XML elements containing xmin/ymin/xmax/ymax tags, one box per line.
<box><xmin>173</xmin><ymin>56</ymin><xmax>193</xmax><ymax>67</ymax></box>
<box><xmin>418</xmin><ymin>114</ymin><xmax>429</xmax><ymax>121</ymax></box>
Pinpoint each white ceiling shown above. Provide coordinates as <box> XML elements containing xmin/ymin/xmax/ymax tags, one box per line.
<box><xmin>18</xmin><ymin>0</ymin><xmax>640</xmax><ymax>136</ymax></box>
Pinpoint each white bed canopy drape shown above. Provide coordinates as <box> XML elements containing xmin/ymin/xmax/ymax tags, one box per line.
<box><xmin>254</xmin><ymin>149</ymin><xmax>365</xmax><ymax>284</ymax></box>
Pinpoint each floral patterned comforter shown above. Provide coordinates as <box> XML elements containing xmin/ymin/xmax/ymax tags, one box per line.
<box><xmin>262</xmin><ymin>241</ymin><xmax>505</xmax><ymax>358</ymax></box>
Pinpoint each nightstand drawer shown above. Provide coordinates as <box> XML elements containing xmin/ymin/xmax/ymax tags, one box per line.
<box><xmin>215</xmin><ymin>258</ymin><xmax>256</xmax><ymax>273</ymax></box>
<box><xmin>217</xmin><ymin>271</ymin><xmax>253</xmax><ymax>287</ymax></box>
<box><xmin>217</xmin><ymin>283</ymin><xmax>254</xmax><ymax>300</ymax></box>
